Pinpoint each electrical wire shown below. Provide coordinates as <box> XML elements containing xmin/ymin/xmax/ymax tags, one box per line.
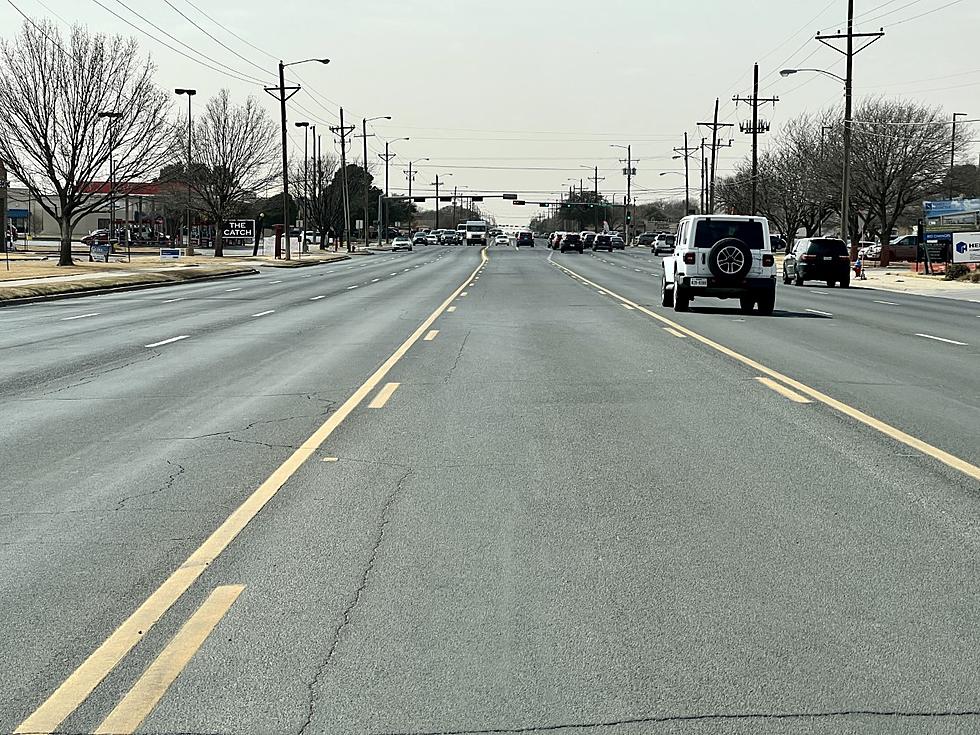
<box><xmin>179</xmin><ymin>0</ymin><xmax>277</xmax><ymax>61</ymax></box>
<box><xmin>5</xmin><ymin>0</ymin><xmax>68</xmax><ymax>51</ymax></box>
<box><xmin>887</xmin><ymin>0</ymin><xmax>967</xmax><ymax>27</ymax></box>
<box><xmin>162</xmin><ymin>0</ymin><xmax>269</xmax><ymax>76</ymax></box>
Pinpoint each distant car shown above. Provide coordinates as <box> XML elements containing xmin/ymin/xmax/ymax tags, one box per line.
<box><xmin>653</xmin><ymin>233</ymin><xmax>676</xmax><ymax>255</ymax></box>
<box><xmin>494</xmin><ymin>234</ymin><xmax>510</xmax><ymax>246</ymax></box>
<box><xmin>783</xmin><ymin>237</ymin><xmax>851</xmax><ymax>288</ymax></box>
<box><xmin>593</xmin><ymin>234</ymin><xmax>613</xmax><ymax>252</ymax></box>
<box><xmin>560</xmin><ymin>233</ymin><xmax>584</xmax><ymax>253</ymax></box>
<box><xmin>856</xmin><ymin>240</ymin><xmax>877</xmax><ymax>258</ymax></box>
<box><xmin>412</xmin><ymin>231</ymin><xmax>428</xmax><ymax>245</ymax></box>
<box><xmin>515</xmin><ymin>231</ymin><xmax>535</xmax><ymax>247</ymax></box>
<box><xmin>391</xmin><ymin>235</ymin><xmax>413</xmax><ymax>251</ymax></box>
<box><xmin>81</xmin><ymin>229</ymin><xmax>116</xmax><ymax>246</ymax></box>
<box><xmin>887</xmin><ymin>235</ymin><xmax>920</xmax><ymax>261</ymax></box>
<box><xmin>610</xmin><ymin>235</ymin><xmax>626</xmax><ymax>250</ymax></box>
<box><xmin>769</xmin><ymin>235</ymin><xmax>787</xmax><ymax>252</ymax></box>
<box><xmin>440</xmin><ymin>231</ymin><xmax>458</xmax><ymax>245</ymax></box>
<box><xmin>582</xmin><ymin>232</ymin><xmax>596</xmax><ymax>249</ymax></box>
<box><xmin>636</xmin><ymin>232</ymin><xmax>658</xmax><ymax>247</ymax></box>
<box><xmin>425</xmin><ymin>232</ymin><xmax>440</xmax><ymax>245</ymax></box>
<box><xmin>550</xmin><ymin>232</ymin><xmax>565</xmax><ymax>249</ymax></box>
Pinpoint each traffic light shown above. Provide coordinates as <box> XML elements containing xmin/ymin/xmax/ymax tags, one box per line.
<box><xmin>502</xmin><ymin>193</ymin><xmax>518</xmax><ymax>200</ymax></box>
<box><xmin>626</xmin><ymin>212</ymin><xmax>632</xmax><ymax>224</ymax></box>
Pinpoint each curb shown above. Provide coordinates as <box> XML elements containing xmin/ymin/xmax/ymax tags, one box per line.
<box><xmin>0</xmin><ymin>268</ymin><xmax>257</xmax><ymax>308</ymax></box>
<box><xmin>248</xmin><ymin>255</ymin><xmax>350</xmax><ymax>268</ymax></box>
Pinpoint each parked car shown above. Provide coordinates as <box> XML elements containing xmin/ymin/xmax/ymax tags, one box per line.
<box><xmin>515</xmin><ymin>231</ymin><xmax>535</xmax><ymax>247</ymax></box>
<box><xmin>653</xmin><ymin>233</ymin><xmax>676</xmax><ymax>255</ymax></box>
<box><xmin>391</xmin><ymin>235</ymin><xmax>413</xmax><ymax>251</ymax></box>
<box><xmin>856</xmin><ymin>240</ymin><xmax>877</xmax><ymax>258</ymax></box>
<box><xmin>610</xmin><ymin>235</ymin><xmax>626</xmax><ymax>250</ymax></box>
<box><xmin>782</xmin><ymin>237</ymin><xmax>851</xmax><ymax>288</ymax></box>
<box><xmin>887</xmin><ymin>234</ymin><xmax>920</xmax><ymax>261</ymax></box>
<box><xmin>662</xmin><ymin>214</ymin><xmax>777</xmax><ymax>315</ymax></box>
<box><xmin>593</xmin><ymin>233</ymin><xmax>613</xmax><ymax>251</ymax></box>
<box><xmin>560</xmin><ymin>233</ymin><xmax>584</xmax><ymax>253</ymax></box>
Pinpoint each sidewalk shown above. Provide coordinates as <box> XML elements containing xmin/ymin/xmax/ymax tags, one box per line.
<box><xmin>855</xmin><ymin>266</ymin><xmax>980</xmax><ymax>302</ymax></box>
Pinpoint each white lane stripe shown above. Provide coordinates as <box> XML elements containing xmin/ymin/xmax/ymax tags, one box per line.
<box><xmin>145</xmin><ymin>335</ymin><xmax>189</xmax><ymax>348</ymax></box>
<box><xmin>805</xmin><ymin>308</ymin><xmax>833</xmax><ymax>317</ymax></box>
<box><xmin>390</xmin><ymin>273</ymin><xmax>398</xmax><ymax>276</ymax></box>
<box><xmin>371</xmin><ymin>278</ymin><xmax>380</xmax><ymax>282</ymax></box>
<box><xmin>162</xmin><ymin>298</ymin><xmax>184</xmax><ymax>304</ymax></box>
<box><xmin>812</xmin><ymin>290</ymin><xmax>830</xmax><ymax>295</ymax></box>
<box><xmin>873</xmin><ymin>300</ymin><xmax>899</xmax><ymax>305</ymax></box>
<box><xmin>61</xmin><ymin>313</ymin><xmax>99</xmax><ymax>321</ymax></box>
<box><xmin>310</xmin><ymin>295</ymin><xmax>326</xmax><ymax>301</ymax></box>
<box><xmin>347</xmin><ymin>285</ymin><xmax>358</xmax><ymax>290</ymax></box>
<box><xmin>269</xmin><ymin>280</ymin><xmax>283</xmax><ymax>284</ymax></box>
<box><xmin>915</xmin><ymin>333</ymin><xmax>968</xmax><ymax>346</ymax></box>
<box><xmin>224</xmin><ymin>288</ymin><xmax>242</xmax><ymax>292</ymax></box>
<box><xmin>251</xmin><ymin>310</ymin><xmax>275</xmax><ymax>317</ymax></box>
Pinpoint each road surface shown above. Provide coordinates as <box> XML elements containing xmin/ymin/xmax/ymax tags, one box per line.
<box><xmin>2</xmin><ymin>243</ymin><xmax>977</xmax><ymax>735</ymax></box>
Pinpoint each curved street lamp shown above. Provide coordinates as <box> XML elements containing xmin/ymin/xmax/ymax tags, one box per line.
<box><xmin>780</xmin><ymin>67</ymin><xmax>846</xmax><ymax>83</ymax></box>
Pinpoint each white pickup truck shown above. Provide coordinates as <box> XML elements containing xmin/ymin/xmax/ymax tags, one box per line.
<box><xmin>661</xmin><ymin>214</ymin><xmax>777</xmax><ymax>315</ymax></box>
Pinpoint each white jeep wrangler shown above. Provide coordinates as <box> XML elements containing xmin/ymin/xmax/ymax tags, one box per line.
<box><xmin>661</xmin><ymin>214</ymin><xmax>777</xmax><ymax>315</ymax></box>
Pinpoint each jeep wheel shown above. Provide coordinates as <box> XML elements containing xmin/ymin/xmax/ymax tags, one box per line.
<box><xmin>757</xmin><ymin>291</ymin><xmax>775</xmax><ymax>316</ymax></box>
<box><xmin>739</xmin><ymin>296</ymin><xmax>755</xmax><ymax>314</ymax></box>
<box><xmin>672</xmin><ymin>284</ymin><xmax>690</xmax><ymax>312</ymax></box>
<box><xmin>794</xmin><ymin>274</ymin><xmax>804</xmax><ymax>286</ymax></box>
<box><xmin>707</xmin><ymin>238</ymin><xmax>753</xmax><ymax>282</ymax></box>
<box><xmin>661</xmin><ymin>277</ymin><xmax>672</xmax><ymax>307</ymax></box>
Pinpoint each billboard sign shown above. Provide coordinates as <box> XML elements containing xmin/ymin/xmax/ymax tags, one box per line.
<box><xmin>221</xmin><ymin>219</ymin><xmax>255</xmax><ymax>240</ymax></box>
<box><xmin>952</xmin><ymin>232</ymin><xmax>980</xmax><ymax>264</ymax></box>
<box><xmin>923</xmin><ymin>199</ymin><xmax>980</xmax><ymax>245</ymax></box>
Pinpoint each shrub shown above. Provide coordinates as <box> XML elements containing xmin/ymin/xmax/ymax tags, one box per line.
<box><xmin>945</xmin><ymin>263</ymin><xmax>970</xmax><ymax>281</ymax></box>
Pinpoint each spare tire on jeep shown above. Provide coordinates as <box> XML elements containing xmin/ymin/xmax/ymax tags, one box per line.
<box><xmin>707</xmin><ymin>238</ymin><xmax>752</xmax><ymax>282</ymax></box>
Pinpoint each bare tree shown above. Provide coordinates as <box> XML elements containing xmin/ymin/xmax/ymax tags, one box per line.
<box><xmin>0</xmin><ymin>20</ymin><xmax>172</xmax><ymax>265</ymax></box>
<box><xmin>187</xmin><ymin>89</ymin><xmax>278</xmax><ymax>256</ymax></box>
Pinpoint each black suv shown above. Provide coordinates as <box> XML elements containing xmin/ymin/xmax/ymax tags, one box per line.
<box><xmin>516</xmin><ymin>231</ymin><xmax>535</xmax><ymax>247</ymax></box>
<box><xmin>560</xmin><ymin>233</ymin><xmax>584</xmax><ymax>253</ymax></box>
<box><xmin>636</xmin><ymin>232</ymin><xmax>658</xmax><ymax>247</ymax></box>
<box><xmin>593</xmin><ymin>234</ymin><xmax>613</xmax><ymax>252</ymax></box>
<box><xmin>783</xmin><ymin>237</ymin><xmax>851</xmax><ymax>288</ymax></box>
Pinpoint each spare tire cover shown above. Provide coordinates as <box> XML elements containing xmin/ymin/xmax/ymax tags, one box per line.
<box><xmin>708</xmin><ymin>238</ymin><xmax>752</xmax><ymax>282</ymax></box>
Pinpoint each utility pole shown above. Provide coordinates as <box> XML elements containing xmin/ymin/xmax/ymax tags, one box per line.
<box><xmin>378</xmin><ymin>144</ymin><xmax>398</xmax><ymax>242</ymax></box>
<box><xmin>698</xmin><ymin>99</ymin><xmax>734</xmax><ymax>213</ymax></box>
<box><xmin>673</xmin><ymin>133</ymin><xmax>698</xmax><ymax>215</ymax></box>
<box><xmin>625</xmin><ymin>146</ymin><xmax>632</xmax><ymax>244</ymax></box>
<box><xmin>588</xmin><ymin>165</ymin><xmax>605</xmax><ymax>231</ymax></box>
<box><xmin>264</xmin><ymin>63</ymin><xmax>301</xmax><ymax>260</ymax></box>
<box><xmin>330</xmin><ymin>108</ymin><xmax>356</xmax><ymax>252</ymax></box>
<box><xmin>433</xmin><ymin>175</ymin><xmax>441</xmax><ymax>229</ymax></box>
<box><xmin>294</xmin><ymin>121</ymin><xmax>309</xmax><ymax>256</ymax></box>
<box><xmin>818</xmin><ymin>125</ymin><xmax>833</xmax><ymax>235</ymax></box>
<box><xmin>360</xmin><ymin>118</ymin><xmax>374</xmax><ymax>248</ymax></box>
<box><xmin>733</xmin><ymin>63</ymin><xmax>779</xmax><ymax>215</ymax></box>
<box><xmin>816</xmin><ymin>2</ymin><xmax>884</xmax><ymax>252</ymax></box>
<box><xmin>950</xmin><ymin>112</ymin><xmax>967</xmax><ymax>199</ymax></box>
<box><xmin>452</xmin><ymin>186</ymin><xmax>458</xmax><ymax>226</ymax></box>
<box><xmin>174</xmin><ymin>89</ymin><xmax>196</xmax><ymax>255</ymax></box>
<box><xmin>700</xmin><ymin>138</ymin><xmax>707</xmax><ymax>214</ymax></box>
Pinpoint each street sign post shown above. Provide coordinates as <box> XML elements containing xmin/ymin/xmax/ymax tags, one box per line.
<box><xmin>89</xmin><ymin>244</ymin><xmax>111</xmax><ymax>263</ymax></box>
<box><xmin>160</xmin><ymin>248</ymin><xmax>181</xmax><ymax>260</ymax></box>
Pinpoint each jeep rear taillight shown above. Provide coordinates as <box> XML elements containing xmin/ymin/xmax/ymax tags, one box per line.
<box><xmin>762</xmin><ymin>254</ymin><xmax>774</xmax><ymax>267</ymax></box>
<box><xmin>801</xmin><ymin>254</ymin><xmax>816</xmax><ymax>262</ymax></box>
<box><xmin>683</xmin><ymin>252</ymin><xmax>696</xmax><ymax>265</ymax></box>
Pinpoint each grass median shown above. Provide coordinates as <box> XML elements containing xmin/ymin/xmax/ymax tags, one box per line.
<box><xmin>0</xmin><ymin>263</ymin><xmax>256</xmax><ymax>303</ymax></box>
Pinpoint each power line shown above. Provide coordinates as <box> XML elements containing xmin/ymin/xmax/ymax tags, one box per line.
<box><xmin>179</xmin><ymin>0</ymin><xmax>277</xmax><ymax>61</ymax></box>
<box><xmin>888</xmin><ymin>0</ymin><xmax>967</xmax><ymax>27</ymax></box>
<box><xmin>162</xmin><ymin>0</ymin><xmax>269</xmax><ymax>76</ymax></box>
<box><xmin>5</xmin><ymin>0</ymin><xmax>68</xmax><ymax>51</ymax></box>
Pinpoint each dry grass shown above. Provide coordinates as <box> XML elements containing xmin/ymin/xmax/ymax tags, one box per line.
<box><xmin>0</xmin><ymin>264</ymin><xmax>255</xmax><ymax>301</ymax></box>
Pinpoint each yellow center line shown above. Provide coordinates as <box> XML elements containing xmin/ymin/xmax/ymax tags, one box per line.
<box><xmin>550</xmin><ymin>258</ymin><xmax>980</xmax><ymax>483</ymax></box>
<box><xmin>424</xmin><ymin>330</ymin><xmax>439</xmax><ymax>341</ymax></box>
<box><xmin>368</xmin><ymin>382</ymin><xmax>401</xmax><ymax>408</ymax></box>
<box><xmin>755</xmin><ymin>377</ymin><xmax>812</xmax><ymax>404</ymax></box>
<box><xmin>93</xmin><ymin>585</ymin><xmax>244</xmax><ymax>735</ymax></box>
<box><xmin>663</xmin><ymin>327</ymin><xmax>687</xmax><ymax>338</ymax></box>
<box><xmin>15</xmin><ymin>247</ymin><xmax>490</xmax><ymax>735</ymax></box>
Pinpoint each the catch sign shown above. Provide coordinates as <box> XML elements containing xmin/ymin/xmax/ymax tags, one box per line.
<box><xmin>221</xmin><ymin>219</ymin><xmax>255</xmax><ymax>240</ymax></box>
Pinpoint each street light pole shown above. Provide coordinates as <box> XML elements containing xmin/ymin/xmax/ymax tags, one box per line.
<box><xmin>379</xmin><ymin>137</ymin><xmax>408</xmax><ymax>242</ymax></box>
<box><xmin>97</xmin><ymin>111</ymin><xmax>123</xmax><ymax>256</ymax></box>
<box><xmin>295</xmin><ymin>121</ymin><xmax>309</xmax><ymax>255</ymax></box>
<box><xmin>360</xmin><ymin>115</ymin><xmax>390</xmax><ymax>247</ymax></box>
<box><xmin>174</xmin><ymin>89</ymin><xmax>196</xmax><ymax>255</ymax></box>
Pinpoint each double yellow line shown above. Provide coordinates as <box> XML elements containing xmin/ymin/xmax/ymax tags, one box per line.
<box><xmin>550</xmin><ymin>256</ymin><xmax>980</xmax><ymax>483</ymax></box>
<box><xmin>16</xmin><ymin>248</ymin><xmax>489</xmax><ymax>735</ymax></box>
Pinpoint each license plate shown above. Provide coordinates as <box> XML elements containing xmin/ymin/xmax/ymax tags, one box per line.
<box><xmin>823</xmin><ymin>256</ymin><xmax>833</xmax><ymax>260</ymax></box>
<box><xmin>689</xmin><ymin>277</ymin><xmax>708</xmax><ymax>287</ymax></box>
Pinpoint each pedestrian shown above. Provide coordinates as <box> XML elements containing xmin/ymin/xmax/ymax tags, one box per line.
<box><xmin>854</xmin><ymin>255</ymin><xmax>866</xmax><ymax>280</ymax></box>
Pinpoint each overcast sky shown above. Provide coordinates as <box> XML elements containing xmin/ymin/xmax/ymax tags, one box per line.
<box><xmin>3</xmin><ymin>0</ymin><xmax>977</xmax><ymax>224</ymax></box>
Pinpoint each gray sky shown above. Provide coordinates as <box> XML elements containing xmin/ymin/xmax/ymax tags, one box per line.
<box><xmin>4</xmin><ymin>0</ymin><xmax>978</xmax><ymax>224</ymax></box>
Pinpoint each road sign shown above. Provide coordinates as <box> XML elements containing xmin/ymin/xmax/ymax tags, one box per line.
<box><xmin>160</xmin><ymin>248</ymin><xmax>181</xmax><ymax>260</ymax></box>
<box><xmin>355</xmin><ymin>219</ymin><xmax>364</xmax><ymax>230</ymax></box>
<box><xmin>89</xmin><ymin>244</ymin><xmax>111</xmax><ymax>263</ymax></box>
<box><xmin>221</xmin><ymin>219</ymin><xmax>255</xmax><ymax>240</ymax></box>
<box><xmin>952</xmin><ymin>232</ymin><xmax>980</xmax><ymax>263</ymax></box>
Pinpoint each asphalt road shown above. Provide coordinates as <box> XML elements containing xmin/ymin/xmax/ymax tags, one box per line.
<box><xmin>1</xmin><ymin>242</ymin><xmax>978</xmax><ymax>735</ymax></box>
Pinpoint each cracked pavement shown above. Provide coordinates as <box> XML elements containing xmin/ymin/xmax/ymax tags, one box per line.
<box><xmin>2</xmin><ymin>246</ymin><xmax>978</xmax><ymax>734</ymax></box>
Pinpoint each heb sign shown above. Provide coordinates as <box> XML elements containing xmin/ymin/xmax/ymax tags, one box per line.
<box><xmin>952</xmin><ymin>232</ymin><xmax>980</xmax><ymax>264</ymax></box>
<box><xmin>221</xmin><ymin>219</ymin><xmax>255</xmax><ymax>240</ymax></box>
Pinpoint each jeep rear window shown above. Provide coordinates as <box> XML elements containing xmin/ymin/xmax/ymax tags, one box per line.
<box><xmin>694</xmin><ymin>220</ymin><xmax>765</xmax><ymax>249</ymax></box>
<box><xmin>806</xmin><ymin>239</ymin><xmax>848</xmax><ymax>256</ymax></box>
